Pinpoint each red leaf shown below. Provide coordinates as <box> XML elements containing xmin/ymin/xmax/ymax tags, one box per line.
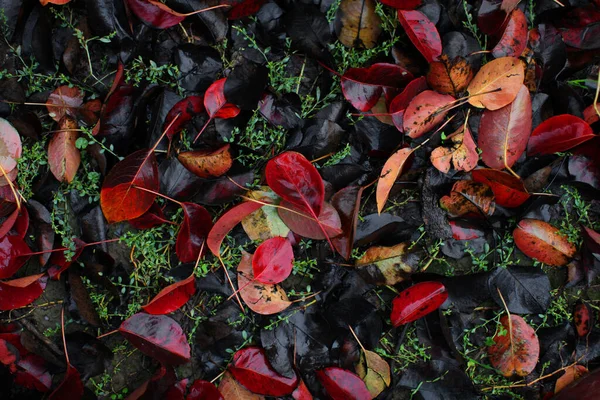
<box><xmin>129</xmin><ymin>203</ymin><xmax>170</xmax><ymax>230</ymax></box>
<box><xmin>331</xmin><ymin>186</ymin><xmax>364</xmax><ymax>260</ymax></box>
<box><xmin>47</xmin><ymin>238</ymin><xmax>86</xmax><ymax>280</ymax></box>
<box><xmin>0</xmin><ymin>118</ymin><xmax>23</xmax><ymax>175</ymax></box>
<box><xmin>390</xmin><ymin>281</ymin><xmax>448</xmax><ymax>326</ymax></box>
<box><xmin>0</xmin><ymin>337</ymin><xmax>19</xmax><ymax>366</ymax></box>
<box><xmin>449</xmin><ymin>220</ymin><xmax>484</xmax><ymax>240</ymax></box>
<box><xmin>341</xmin><ymin>63</ymin><xmax>413</xmax><ymax>112</ymax></box>
<box><xmin>119</xmin><ymin>313</ymin><xmax>191</xmax><ymax>365</ymax></box>
<box><xmin>492</xmin><ymin>9</ymin><xmax>528</xmax><ymax>58</ymax></box>
<box><xmin>292</xmin><ymin>378</ymin><xmax>313</xmax><ymax>400</ymax></box>
<box><xmin>127</xmin><ymin>365</ymin><xmax>177</xmax><ymax>399</ymax></box>
<box><xmin>187</xmin><ymin>379</ymin><xmax>224</xmax><ymax>400</ymax></box>
<box><xmin>377</xmin><ymin>0</ymin><xmax>422</xmax><ymax>9</ymax></box>
<box><xmin>478</xmin><ymin>84</ymin><xmax>531</xmax><ymax>170</ymax></box>
<box><xmin>488</xmin><ymin>314</ymin><xmax>539</xmax><ymax>377</ymax></box>
<box><xmin>252</xmin><ymin>237</ymin><xmax>294</xmax><ymax>284</ymax></box>
<box><xmin>142</xmin><ymin>275</ymin><xmax>196</xmax><ymax>315</ymax></box>
<box><xmin>472</xmin><ymin>169</ymin><xmax>530</xmax><ymax>207</ymax></box>
<box><xmin>227</xmin><ymin>0</ymin><xmax>266</xmax><ymax>19</ymax></box>
<box><xmin>316</xmin><ymin>367</ymin><xmax>371</xmax><ymax>400</ymax></box>
<box><xmin>207</xmin><ymin>201</ymin><xmax>265</xmax><ymax>257</ymax></box>
<box><xmin>397</xmin><ymin>10</ymin><xmax>442</xmax><ymax>62</ymax></box>
<box><xmin>40</xmin><ymin>0</ymin><xmax>72</xmax><ymax>5</ymax></box>
<box><xmin>238</xmin><ymin>251</ymin><xmax>291</xmax><ymax>315</ymax></box>
<box><xmin>0</xmin><ymin>235</ymin><xmax>30</xmax><ymax>279</ymax></box>
<box><xmin>205</xmin><ymin>78</ymin><xmax>241</xmax><ymax>119</ymax></box>
<box><xmin>165</xmin><ymin>379</ymin><xmax>188</xmax><ymax>399</ymax></box>
<box><xmin>0</xmin><ymin>274</ymin><xmax>47</xmax><ymax>311</ymax></box>
<box><xmin>46</xmin><ymin>86</ymin><xmax>84</xmax><ymax>123</ymax></box>
<box><xmin>14</xmin><ymin>354</ymin><xmax>52</xmax><ymax>392</ymax></box>
<box><xmin>100</xmin><ymin>149</ymin><xmax>159</xmax><ymax>223</ymax></box>
<box><xmin>48</xmin><ymin>117</ymin><xmax>81</xmax><ymax>183</ymax></box>
<box><xmin>574</xmin><ymin>301</ymin><xmax>593</xmax><ymax>337</ymax></box>
<box><xmin>439</xmin><ymin>180</ymin><xmax>496</xmax><ymax>217</ymax></box>
<box><xmin>376</xmin><ymin>147</ymin><xmax>414</xmax><ymax>213</ymax></box>
<box><xmin>48</xmin><ymin>365</ymin><xmax>84</xmax><ymax>400</ymax></box>
<box><xmin>165</xmin><ymin>96</ymin><xmax>204</xmax><ymax>140</ymax></box>
<box><xmin>266</xmin><ymin>151</ymin><xmax>324</xmax><ymax>220</ymax></box>
<box><xmin>176</xmin><ymin>203</ymin><xmax>213</xmax><ymax>263</ymax></box>
<box><xmin>426</xmin><ymin>55</ymin><xmax>474</xmax><ymax>97</ymax></box>
<box><xmin>527</xmin><ymin>114</ymin><xmax>596</xmax><ymax>156</ymax></box>
<box><xmin>126</xmin><ymin>0</ymin><xmax>185</xmax><ymax>29</ymax></box>
<box><xmin>402</xmin><ymin>90</ymin><xmax>455</xmax><ymax>138</ymax></box>
<box><xmin>229</xmin><ymin>346</ymin><xmax>298</xmax><ymax>396</ymax></box>
<box><xmin>277</xmin><ymin>201</ymin><xmax>343</xmax><ymax>240</ymax></box>
<box><xmin>513</xmin><ymin>219</ymin><xmax>577</xmax><ymax>266</ymax></box>
<box><xmin>389</xmin><ymin>76</ymin><xmax>428</xmax><ymax>132</ymax></box>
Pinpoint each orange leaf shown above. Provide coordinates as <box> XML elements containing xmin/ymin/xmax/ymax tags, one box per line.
<box><xmin>376</xmin><ymin>148</ymin><xmax>414</xmax><ymax>214</ymax></box>
<box><xmin>513</xmin><ymin>219</ymin><xmax>577</xmax><ymax>266</ymax></box>
<box><xmin>555</xmin><ymin>365</ymin><xmax>588</xmax><ymax>394</ymax></box>
<box><xmin>467</xmin><ymin>57</ymin><xmax>525</xmax><ymax>110</ymax></box>
<box><xmin>48</xmin><ymin>117</ymin><xmax>80</xmax><ymax>183</ymax></box>
<box><xmin>488</xmin><ymin>314</ymin><xmax>539</xmax><ymax>377</ymax></box>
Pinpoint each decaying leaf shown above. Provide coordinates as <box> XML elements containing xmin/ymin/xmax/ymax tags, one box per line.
<box><xmin>355</xmin><ymin>242</ymin><xmax>421</xmax><ymax>285</ymax></box>
<box><xmin>467</xmin><ymin>57</ymin><xmax>525</xmax><ymax>110</ymax></box>
<box><xmin>487</xmin><ymin>314</ymin><xmax>539</xmax><ymax>377</ymax></box>
<box><xmin>439</xmin><ymin>180</ymin><xmax>495</xmax><ymax>217</ymax></box>
<box><xmin>426</xmin><ymin>55</ymin><xmax>474</xmax><ymax>96</ymax></box>
<box><xmin>335</xmin><ymin>0</ymin><xmax>382</xmax><ymax>49</ymax></box>
<box><xmin>355</xmin><ymin>349</ymin><xmax>391</xmax><ymax>398</ymax></box>
<box><xmin>430</xmin><ymin>123</ymin><xmax>478</xmax><ymax>173</ymax></box>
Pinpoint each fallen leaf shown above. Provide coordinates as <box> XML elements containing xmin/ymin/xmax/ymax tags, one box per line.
<box><xmin>426</xmin><ymin>55</ymin><xmax>474</xmax><ymax>96</ymax></box>
<box><xmin>513</xmin><ymin>219</ymin><xmax>576</xmax><ymax>266</ymax></box>
<box><xmin>355</xmin><ymin>349</ymin><xmax>391</xmax><ymax>398</ymax></box>
<box><xmin>48</xmin><ymin>117</ymin><xmax>80</xmax><ymax>183</ymax></box>
<box><xmin>555</xmin><ymin>365</ymin><xmax>588</xmax><ymax>394</ymax></box>
<box><xmin>467</xmin><ymin>57</ymin><xmax>525</xmax><ymax>110</ymax></box>
<box><xmin>142</xmin><ymin>275</ymin><xmax>196</xmax><ymax>315</ymax></box>
<box><xmin>527</xmin><ymin>114</ymin><xmax>595</xmax><ymax>156</ymax></box>
<box><xmin>487</xmin><ymin>314</ymin><xmax>539</xmax><ymax>377</ymax></box>
<box><xmin>397</xmin><ymin>10</ymin><xmax>442</xmax><ymax>62</ymax></box>
<box><xmin>355</xmin><ymin>242</ymin><xmax>420</xmax><ymax>285</ymax></box>
<box><xmin>178</xmin><ymin>145</ymin><xmax>233</xmax><ymax>179</ymax></box>
<box><xmin>176</xmin><ymin>202</ymin><xmax>212</xmax><ymax>263</ymax></box>
<box><xmin>218</xmin><ymin>371</ymin><xmax>264</xmax><ymax>400</ymax></box>
<box><xmin>316</xmin><ymin>367</ymin><xmax>372</xmax><ymax>400</ymax></box>
<box><xmin>402</xmin><ymin>90</ymin><xmax>455</xmax><ymax>138</ymax></box>
<box><xmin>376</xmin><ymin>147</ymin><xmax>414</xmax><ymax>214</ymax></box>
<box><xmin>492</xmin><ymin>9</ymin><xmax>528</xmax><ymax>58</ymax></box>
<box><xmin>471</xmin><ymin>169</ymin><xmax>530</xmax><ymax>207</ymax></box>
<box><xmin>0</xmin><ymin>274</ymin><xmax>47</xmax><ymax>310</ymax></box>
<box><xmin>390</xmin><ymin>281</ymin><xmax>448</xmax><ymax>326</ymax></box>
<box><xmin>335</xmin><ymin>0</ymin><xmax>382</xmax><ymax>49</ymax></box>
<box><xmin>252</xmin><ymin>237</ymin><xmax>294</xmax><ymax>284</ymax></box>
<box><xmin>439</xmin><ymin>180</ymin><xmax>495</xmax><ymax>217</ymax></box>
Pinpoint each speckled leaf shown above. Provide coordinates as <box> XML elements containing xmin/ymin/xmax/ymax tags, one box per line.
<box><xmin>513</xmin><ymin>219</ymin><xmax>576</xmax><ymax>266</ymax></box>
<box><xmin>467</xmin><ymin>57</ymin><xmax>525</xmax><ymax>110</ymax></box>
<box><xmin>355</xmin><ymin>349</ymin><xmax>391</xmax><ymax>398</ymax></box>
<box><xmin>487</xmin><ymin>314</ymin><xmax>539</xmax><ymax>377</ymax></box>
<box><xmin>355</xmin><ymin>242</ymin><xmax>420</xmax><ymax>285</ymax></box>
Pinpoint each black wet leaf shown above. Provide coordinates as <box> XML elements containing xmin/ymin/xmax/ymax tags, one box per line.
<box><xmin>488</xmin><ymin>266</ymin><xmax>552</xmax><ymax>314</ymax></box>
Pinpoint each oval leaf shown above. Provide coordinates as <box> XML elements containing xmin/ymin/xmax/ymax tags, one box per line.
<box><xmin>48</xmin><ymin>118</ymin><xmax>80</xmax><ymax>183</ymax></box>
<box><xmin>335</xmin><ymin>0</ymin><xmax>382</xmax><ymax>49</ymax></box>
<box><xmin>527</xmin><ymin>114</ymin><xmax>595</xmax><ymax>156</ymax></box>
<box><xmin>0</xmin><ymin>118</ymin><xmax>22</xmax><ymax>175</ymax></box>
<box><xmin>0</xmin><ymin>274</ymin><xmax>47</xmax><ymax>310</ymax></box>
<box><xmin>492</xmin><ymin>9</ymin><xmax>528</xmax><ymax>58</ymax></box>
<box><xmin>513</xmin><ymin>219</ymin><xmax>576</xmax><ymax>266</ymax></box>
<box><xmin>397</xmin><ymin>10</ymin><xmax>442</xmax><ymax>62</ymax></box>
<box><xmin>252</xmin><ymin>237</ymin><xmax>294</xmax><ymax>284</ymax></box>
<box><xmin>467</xmin><ymin>57</ymin><xmax>525</xmax><ymax>110</ymax></box>
<box><xmin>178</xmin><ymin>145</ymin><xmax>233</xmax><ymax>179</ymax></box>
<box><xmin>0</xmin><ymin>235</ymin><xmax>31</xmax><ymax>279</ymax></box>
<box><xmin>176</xmin><ymin>202</ymin><xmax>213</xmax><ymax>263</ymax></box>
<box><xmin>390</xmin><ymin>281</ymin><xmax>448</xmax><ymax>326</ymax></box>
<box><xmin>277</xmin><ymin>201</ymin><xmax>343</xmax><ymax>240</ymax></box>
<box><xmin>142</xmin><ymin>275</ymin><xmax>196</xmax><ymax>315</ymax></box>
<box><xmin>471</xmin><ymin>169</ymin><xmax>530</xmax><ymax>207</ymax></box>
<box><xmin>376</xmin><ymin>147</ymin><xmax>414</xmax><ymax>214</ymax></box>
<box><xmin>487</xmin><ymin>314</ymin><xmax>539</xmax><ymax>377</ymax></box>
<box><xmin>426</xmin><ymin>55</ymin><xmax>474</xmax><ymax>96</ymax></box>
<box><xmin>316</xmin><ymin>367</ymin><xmax>371</xmax><ymax>400</ymax></box>
<box><xmin>165</xmin><ymin>96</ymin><xmax>204</xmax><ymax>140</ymax></box>
<box><xmin>574</xmin><ymin>301</ymin><xmax>593</xmax><ymax>338</ymax></box>
<box><xmin>402</xmin><ymin>90</ymin><xmax>455</xmax><ymax>138</ymax></box>
<box><xmin>389</xmin><ymin>76</ymin><xmax>428</xmax><ymax>131</ymax></box>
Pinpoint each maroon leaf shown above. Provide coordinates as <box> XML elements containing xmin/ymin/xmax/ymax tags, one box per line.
<box><xmin>277</xmin><ymin>200</ymin><xmax>343</xmax><ymax>240</ymax></box>
<box><xmin>377</xmin><ymin>0</ymin><xmax>422</xmax><ymax>9</ymax></box>
<box><xmin>390</xmin><ymin>281</ymin><xmax>448</xmax><ymax>326</ymax></box>
<box><xmin>340</xmin><ymin>63</ymin><xmax>413</xmax><ymax>112</ymax></box>
<box><xmin>397</xmin><ymin>10</ymin><xmax>442</xmax><ymax>62</ymax></box>
<box><xmin>331</xmin><ymin>186</ymin><xmax>364</xmax><ymax>260</ymax></box>
<box><xmin>207</xmin><ymin>201</ymin><xmax>265</xmax><ymax>257</ymax></box>
<box><xmin>195</xmin><ymin>78</ymin><xmax>241</xmax><ymax>142</ymax></box>
<box><xmin>0</xmin><ymin>235</ymin><xmax>30</xmax><ymax>279</ymax></box>
<box><xmin>165</xmin><ymin>96</ymin><xmax>204</xmax><ymax>140</ymax></box>
<box><xmin>227</xmin><ymin>0</ymin><xmax>266</xmax><ymax>19</ymax></box>
<box><xmin>389</xmin><ymin>76</ymin><xmax>428</xmax><ymax>132</ymax></box>
<box><xmin>48</xmin><ymin>365</ymin><xmax>84</xmax><ymax>400</ymax></box>
<box><xmin>119</xmin><ymin>313</ymin><xmax>191</xmax><ymax>365</ymax></box>
<box><xmin>0</xmin><ymin>337</ymin><xmax>19</xmax><ymax>366</ymax></box>
<box><xmin>46</xmin><ymin>85</ymin><xmax>84</xmax><ymax>123</ymax></box>
<box><xmin>100</xmin><ymin>149</ymin><xmax>159</xmax><ymax>223</ymax></box>
<box><xmin>574</xmin><ymin>301</ymin><xmax>593</xmax><ymax>337</ymax></box>
<box><xmin>129</xmin><ymin>203</ymin><xmax>170</xmax><ymax>230</ymax></box>
<box><xmin>252</xmin><ymin>237</ymin><xmax>294</xmax><ymax>284</ymax></box>
<box><xmin>402</xmin><ymin>90</ymin><xmax>454</xmax><ymax>138</ymax></box>
<box><xmin>478</xmin><ymin>84</ymin><xmax>531</xmax><ymax>170</ymax></box>
<box><xmin>0</xmin><ymin>274</ymin><xmax>47</xmax><ymax>311</ymax></box>
<box><xmin>142</xmin><ymin>275</ymin><xmax>196</xmax><ymax>315</ymax></box>
<box><xmin>47</xmin><ymin>238</ymin><xmax>86</xmax><ymax>280</ymax></box>
<box><xmin>125</xmin><ymin>0</ymin><xmax>184</xmax><ymax>29</ymax></box>
<box><xmin>176</xmin><ymin>202</ymin><xmax>213</xmax><ymax>263</ymax></box>
<box><xmin>492</xmin><ymin>9</ymin><xmax>528</xmax><ymax>58</ymax></box>
<box><xmin>187</xmin><ymin>379</ymin><xmax>224</xmax><ymax>400</ymax></box>
<box><xmin>127</xmin><ymin>365</ymin><xmax>177</xmax><ymax>400</ymax></box>
<box><xmin>229</xmin><ymin>346</ymin><xmax>298</xmax><ymax>396</ymax></box>
<box><xmin>316</xmin><ymin>367</ymin><xmax>371</xmax><ymax>400</ymax></box>
<box><xmin>560</xmin><ymin>22</ymin><xmax>600</xmax><ymax>50</ymax></box>
<box><xmin>471</xmin><ymin>169</ymin><xmax>530</xmax><ymax>208</ymax></box>
<box><xmin>527</xmin><ymin>114</ymin><xmax>596</xmax><ymax>156</ymax></box>
<box><xmin>165</xmin><ymin>378</ymin><xmax>188</xmax><ymax>399</ymax></box>
<box><xmin>14</xmin><ymin>354</ymin><xmax>52</xmax><ymax>392</ymax></box>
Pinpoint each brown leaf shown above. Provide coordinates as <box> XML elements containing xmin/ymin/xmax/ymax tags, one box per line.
<box><xmin>218</xmin><ymin>371</ymin><xmax>265</xmax><ymax>400</ymax></box>
<box><xmin>48</xmin><ymin>117</ymin><xmax>80</xmax><ymax>183</ymax></box>
<box><xmin>488</xmin><ymin>314</ymin><xmax>539</xmax><ymax>377</ymax></box>
<box><xmin>356</xmin><ymin>349</ymin><xmax>391</xmax><ymax>398</ymax></box>
<box><xmin>241</xmin><ymin>189</ymin><xmax>290</xmax><ymax>241</ymax></box>
<box><xmin>335</xmin><ymin>0</ymin><xmax>382</xmax><ymax>49</ymax></box>
<box><xmin>467</xmin><ymin>57</ymin><xmax>525</xmax><ymax>110</ymax></box>
<box><xmin>178</xmin><ymin>145</ymin><xmax>233</xmax><ymax>179</ymax></box>
<box><xmin>426</xmin><ymin>55</ymin><xmax>474</xmax><ymax>96</ymax></box>
<box><xmin>431</xmin><ymin>124</ymin><xmax>478</xmax><ymax>173</ymax></box>
<box><xmin>355</xmin><ymin>242</ymin><xmax>421</xmax><ymax>285</ymax></box>
<box><xmin>439</xmin><ymin>180</ymin><xmax>495</xmax><ymax>217</ymax></box>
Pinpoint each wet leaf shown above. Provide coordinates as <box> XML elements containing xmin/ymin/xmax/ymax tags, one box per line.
<box><xmin>208</xmin><ymin>201</ymin><xmax>265</xmax><ymax>257</ymax></box>
<box><xmin>277</xmin><ymin>201</ymin><xmax>343</xmax><ymax>240</ymax></box>
<box><xmin>341</xmin><ymin>63</ymin><xmax>413</xmax><ymax>112</ymax></box>
<box><xmin>316</xmin><ymin>367</ymin><xmax>371</xmax><ymax>400</ymax></box>
<box><xmin>218</xmin><ymin>371</ymin><xmax>264</xmax><ymax>400</ymax></box>
<box><xmin>46</xmin><ymin>85</ymin><xmax>84</xmax><ymax>122</ymax></box>
<box><xmin>487</xmin><ymin>314</ymin><xmax>539</xmax><ymax>377</ymax></box>
<box><xmin>513</xmin><ymin>219</ymin><xmax>576</xmax><ymax>266</ymax></box>
<box><xmin>471</xmin><ymin>169</ymin><xmax>530</xmax><ymax>207</ymax></box>
<box><xmin>467</xmin><ymin>57</ymin><xmax>525</xmax><ymax>110</ymax></box>
<box><xmin>397</xmin><ymin>10</ymin><xmax>442</xmax><ymax>62</ymax></box>
<box><xmin>377</xmin><ymin>0</ymin><xmax>421</xmax><ymax>9</ymax></box>
<box><xmin>527</xmin><ymin>114</ymin><xmax>595</xmax><ymax>156</ymax></box>
<box><xmin>335</xmin><ymin>0</ymin><xmax>382</xmax><ymax>49</ymax></box>
<box><xmin>331</xmin><ymin>186</ymin><xmax>363</xmax><ymax>260</ymax></box>
<box><xmin>478</xmin><ymin>84</ymin><xmax>531</xmax><ymax>170</ymax></box>
<box><xmin>205</xmin><ymin>78</ymin><xmax>241</xmax><ymax>120</ymax></box>
<box><xmin>178</xmin><ymin>145</ymin><xmax>233</xmax><ymax>179</ymax></box>
<box><xmin>48</xmin><ymin>117</ymin><xmax>80</xmax><ymax>183</ymax></box>
<box><xmin>402</xmin><ymin>90</ymin><xmax>455</xmax><ymax>138</ymax></box>
<box><xmin>355</xmin><ymin>242</ymin><xmax>420</xmax><ymax>285</ymax></box>
<box><xmin>48</xmin><ymin>365</ymin><xmax>83</xmax><ymax>400</ymax></box>
<box><xmin>142</xmin><ymin>275</ymin><xmax>196</xmax><ymax>315</ymax></box>
<box><xmin>426</xmin><ymin>55</ymin><xmax>474</xmax><ymax>96</ymax></box>
<box><xmin>164</xmin><ymin>96</ymin><xmax>204</xmax><ymax>140</ymax></box>
<box><xmin>229</xmin><ymin>346</ymin><xmax>298</xmax><ymax>396</ymax></box>
<box><xmin>0</xmin><ymin>235</ymin><xmax>31</xmax><ymax>279</ymax></box>
<box><xmin>555</xmin><ymin>365</ymin><xmax>588</xmax><ymax>394</ymax></box>
<box><xmin>492</xmin><ymin>9</ymin><xmax>528</xmax><ymax>58</ymax></box>
<box><xmin>242</xmin><ymin>190</ymin><xmax>290</xmax><ymax>241</ymax></box>
<box><xmin>439</xmin><ymin>180</ymin><xmax>495</xmax><ymax>217</ymax></box>
<box><xmin>0</xmin><ymin>118</ymin><xmax>22</xmax><ymax>176</ymax></box>
<box><xmin>574</xmin><ymin>301</ymin><xmax>593</xmax><ymax>338</ymax></box>
<box><xmin>125</xmin><ymin>0</ymin><xmax>191</xmax><ymax>29</ymax></box>
<box><xmin>100</xmin><ymin>149</ymin><xmax>159</xmax><ymax>223</ymax></box>
<box><xmin>176</xmin><ymin>202</ymin><xmax>212</xmax><ymax>263</ymax></box>
<box><xmin>14</xmin><ymin>355</ymin><xmax>52</xmax><ymax>392</ymax></box>
<box><xmin>187</xmin><ymin>379</ymin><xmax>224</xmax><ymax>400</ymax></box>
<box><xmin>390</xmin><ymin>282</ymin><xmax>448</xmax><ymax>326</ymax></box>
<box><xmin>355</xmin><ymin>349</ymin><xmax>391</xmax><ymax>398</ymax></box>
<box><xmin>252</xmin><ymin>237</ymin><xmax>294</xmax><ymax>284</ymax></box>
<box><xmin>0</xmin><ymin>274</ymin><xmax>47</xmax><ymax>310</ymax></box>
<box><xmin>376</xmin><ymin>147</ymin><xmax>414</xmax><ymax>214</ymax></box>
<box><xmin>227</xmin><ymin>0</ymin><xmax>267</xmax><ymax>20</ymax></box>
<box><xmin>237</xmin><ymin>251</ymin><xmax>291</xmax><ymax>315</ymax></box>
<box><xmin>119</xmin><ymin>313</ymin><xmax>191</xmax><ymax>365</ymax></box>
<box><xmin>488</xmin><ymin>266</ymin><xmax>551</xmax><ymax>314</ymax></box>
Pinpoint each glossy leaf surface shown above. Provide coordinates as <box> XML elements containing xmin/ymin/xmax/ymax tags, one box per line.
<box><xmin>207</xmin><ymin>202</ymin><xmax>264</xmax><ymax>257</ymax></box>
<box><xmin>0</xmin><ymin>274</ymin><xmax>47</xmax><ymax>310</ymax></box>
<box><xmin>487</xmin><ymin>314</ymin><xmax>539</xmax><ymax>377</ymax></box>
<box><xmin>513</xmin><ymin>219</ymin><xmax>576</xmax><ymax>266</ymax></box>
<box><xmin>252</xmin><ymin>237</ymin><xmax>294</xmax><ymax>284</ymax></box>
<box><xmin>277</xmin><ymin>201</ymin><xmax>342</xmax><ymax>240</ymax></box>
<box><xmin>471</xmin><ymin>169</ymin><xmax>530</xmax><ymax>207</ymax></box>
<box><xmin>527</xmin><ymin>114</ymin><xmax>595</xmax><ymax>156</ymax></box>
<box><xmin>397</xmin><ymin>10</ymin><xmax>442</xmax><ymax>62</ymax></box>
<box><xmin>390</xmin><ymin>281</ymin><xmax>448</xmax><ymax>326</ymax></box>
<box><xmin>142</xmin><ymin>275</ymin><xmax>196</xmax><ymax>315</ymax></box>
<box><xmin>176</xmin><ymin>202</ymin><xmax>212</xmax><ymax>263</ymax></box>
<box><xmin>316</xmin><ymin>367</ymin><xmax>371</xmax><ymax>400</ymax></box>
<box><xmin>376</xmin><ymin>148</ymin><xmax>414</xmax><ymax>214</ymax></box>
<box><xmin>467</xmin><ymin>57</ymin><xmax>525</xmax><ymax>110</ymax></box>
<box><xmin>402</xmin><ymin>91</ymin><xmax>455</xmax><ymax>138</ymax></box>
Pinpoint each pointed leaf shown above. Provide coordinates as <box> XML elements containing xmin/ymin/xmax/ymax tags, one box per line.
<box><xmin>48</xmin><ymin>117</ymin><xmax>80</xmax><ymax>183</ymax></box>
<box><xmin>492</xmin><ymin>9</ymin><xmax>528</xmax><ymax>58</ymax></box>
<box><xmin>472</xmin><ymin>169</ymin><xmax>530</xmax><ymax>207</ymax></box>
<box><xmin>142</xmin><ymin>275</ymin><xmax>196</xmax><ymax>315</ymax></box>
<box><xmin>376</xmin><ymin>147</ymin><xmax>414</xmax><ymax>213</ymax></box>
<box><xmin>397</xmin><ymin>10</ymin><xmax>442</xmax><ymax>62</ymax></box>
<box><xmin>478</xmin><ymin>84</ymin><xmax>531</xmax><ymax>169</ymax></box>
<box><xmin>402</xmin><ymin>90</ymin><xmax>455</xmax><ymax>138</ymax></box>
<box><xmin>487</xmin><ymin>314</ymin><xmax>539</xmax><ymax>377</ymax></box>
<box><xmin>431</xmin><ymin>124</ymin><xmax>478</xmax><ymax>173</ymax></box>
<box><xmin>237</xmin><ymin>251</ymin><xmax>291</xmax><ymax>315</ymax></box>
<box><xmin>488</xmin><ymin>266</ymin><xmax>551</xmax><ymax>314</ymax></box>
<box><xmin>205</xmin><ymin>78</ymin><xmax>241</xmax><ymax>119</ymax></box>
<box><xmin>331</xmin><ymin>186</ymin><xmax>363</xmax><ymax>260</ymax></box>
<box><xmin>467</xmin><ymin>57</ymin><xmax>525</xmax><ymax>110</ymax></box>
<box><xmin>277</xmin><ymin>200</ymin><xmax>342</xmax><ymax>240</ymax></box>
<box><xmin>252</xmin><ymin>237</ymin><xmax>294</xmax><ymax>284</ymax></box>
<box><xmin>316</xmin><ymin>367</ymin><xmax>371</xmax><ymax>400</ymax></box>
<box><xmin>100</xmin><ymin>149</ymin><xmax>159</xmax><ymax>223</ymax></box>
<box><xmin>527</xmin><ymin>114</ymin><xmax>595</xmax><ymax>156</ymax></box>
<box><xmin>119</xmin><ymin>313</ymin><xmax>191</xmax><ymax>365</ymax></box>
<box><xmin>229</xmin><ymin>346</ymin><xmax>298</xmax><ymax>396</ymax></box>
<box><xmin>47</xmin><ymin>238</ymin><xmax>86</xmax><ymax>280</ymax></box>
<box><xmin>207</xmin><ymin>201</ymin><xmax>265</xmax><ymax>257</ymax></box>
<box><xmin>126</xmin><ymin>0</ymin><xmax>185</xmax><ymax>29</ymax></box>
<box><xmin>513</xmin><ymin>219</ymin><xmax>576</xmax><ymax>266</ymax></box>
<box><xmin>176</xmin><ymin>202</ymin><xmax>212</xmax><ymax>263</ymax></box>
<box><xmin>389</xmin><ymin>76</ymin><xmax>428</xmax><ymax>132</ymax></box>
<box><xmin>0</xmin><ymin>274</ymin><xmax>47</xmax><ymax>310</ymax></box>
<box><xmin>178</xmin><ymin>145</ymin><xmax>233</xmax><ymax>179</ymax></box>
<box><xmin>390</xmin><ymin>281</ymin><xmax>448</xmax><ymax>326</ymax></box>
<box><xmin>165</xmin><ymin>96</ymin><xmax>204</xmax><ymax>140</ymax></box>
